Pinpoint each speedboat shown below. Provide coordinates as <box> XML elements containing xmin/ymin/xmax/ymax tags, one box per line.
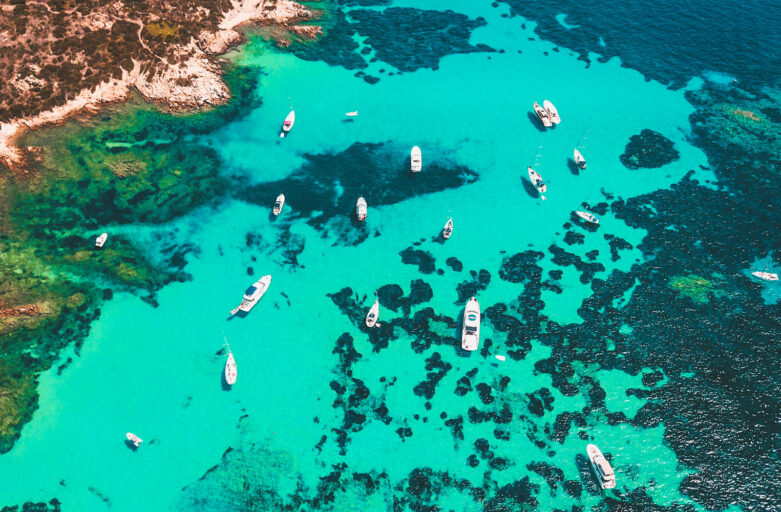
<box><xmin>365</xmin><ymin>299</ymin><xmax>379</xmax><ymax>328</ymax></box>
<box><xmin>543</xmin><ymin>100</ymin><xmax>561</xmax><ymax>124</ymax></box>
<box><xmin>355</xmin><ymin>197</ymin><xmax>367</xmax><ymax>221</ymax></box>
<box><xmin>126</xmin><ymin>433</ymin><xmax>143</xmax><ymax>448</ymax></box>
<box><xmin>533</xmin><ymin>102</ymin><xmax>552</xmax><ymax>128</ymax></box>
<box><xmin>443</xmin><ymin>218</ymin><xmax>453</xmax><ymax>239</ymax></box>
<box><xmin>230</xmin><ymin>275</ymin><xmax>272</xmax><ymax>315</ymax></box>
<box><xmin>346</xmin><ymin>110</ymin><xmax>358</xmax><ymax>117</ymax></box>
<box><xmin>461</xmin><ymin>296</ymin><xmax>480</xmax><ymax>351</ymax></box>
<box><xmin>752</xmin><ymin>271</ymin><xmax>779</xmax><ymax>281</ymax></box>
<box><xmin>95</xmin><ymin>232</ymin><xmax>108</xmax><ymax>248</ymax></box>
<box><xmin>224</xmin><ymin>351</ymin><xmax>237</xmax><ymax>386</ymax></box>
<box><xmin>527</xmin><ymin>166</ymin><xmax>547</xmax><ymax>198</ymax></box>
<box><xmin>272</xmin><ymin>193</ymin><xmax>285</xmax><ymax>216</ymax></box>
<box><xmin>411</xmin><ymin>146</ymin><xmax>422</xmax><ymax>172</ymax></box>
<box><xmin>587</xmin><ymin>444</ymin><xmax>616</xmax><ymax>489</ymax></box>
<box><xmin>280</xmin><ymin>110</ymin><xmax>295</xmax><ymax>137</ymax></box>
<box><xmin>574</xmin><ymin>149</ymin><xmax>587</xmax><ymax>170</ymax></box>
<box><xmin>575</xmin><ymin>210</ymin><xmax>600</xmax><ymax>224</ymax></box>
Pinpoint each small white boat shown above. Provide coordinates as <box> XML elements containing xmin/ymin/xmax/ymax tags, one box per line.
<box><xmin>533</xmin><ymin>102</ymin><xmax>552</xmax><ymax>128</ymax></box>
<box><xmin>574</xmin><ymin>149</ymin><xmax>587</xmax><ymax>170</ymax></box>
<box><xmin>461</xmin><ymin>296</ymin><xmax>481</xmax><ymax>351</ymax></box>
<box><xmin>230</xmin><ymin>275</ymin><xmax>272</xmax><ymax>315</ymax></box>
<box><xmin>410</xmin><ymin>146</ymin><xmax>422</xmax><ymax>172</ymax></box>
<box><xmin>280</xmin><ymin>110</ymin><xmax>295</xmax><ymax>137</ymax></box>
<box><xmin>443</xmin><ymin>218</ymin><xmax>453</xmax><ymax>239</ymax></box>
<box><xmin>752</xmin><ymin>271</ymin><xmax>779</xmax><ymax>281</ymax></box>
<box><xmin>126</xmin><ymin>433</ymin><xmax>143</xmax><ymax>448</ymax></box>
<box><xmin>356</xmin><ymin>197</ymin><xmax>367</xmax><ymax>222</ymax></box>
<box><xmin>543</xmin><ymin>100</ymin><xmax>561</xmax><ymax>124</ymax></box>
<box><xmin>527</xmin><ymin>166</ymin><xmax>547</xmax><ymax>199</ymax></box>
<box><xmin>576</xmin><ymin>210</ymin><xmax>600</xmax><ymax>224</ymax></box>
<box><xmin>346</xmin><ymin>110</ymin><xmax>358</xmax><ymax>117</ymax></box>
<box><xmin>587</xmin><ymin>444</ymin><xmax>616</xmax><ymax>489</ymax></box>
<box><xmin>224</xmin><ymin>351</ymin><xmax>237</xmax><ymax>386</ymax></box>
<box><xmin>95</xmin><ymin>232</ymin><xmax>108</xmax><ymax>248</ymax></box>
<box><xmin>365</xmin><ymin>299</ymin><xmax>379</xmax><ymax>328</ymax></box>
<box><xmin>495</xmin><ymin>355</ymin><xmax>506</xmax><ymax>362</ymax></box>
<box><xmin>272</xmin><ymin>193</ymin><xmax>285</xmax><ymax>216</ymax></box>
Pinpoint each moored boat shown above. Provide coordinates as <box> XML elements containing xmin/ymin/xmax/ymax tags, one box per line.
<box><xmin>280</xmin><ymin>110</ymin><xmax>295</xmax><ymax>137</ymax></box>
<box><xmin>95</xmin><ymin>232</ymin><xmax>108</xmax><ymax>248</ymax></box>
<box><xmin>356</xmin><ymin>197</ymin><xmax>367</xmax><ymax>221</ymax></box>
<box><xmin>461</xmin><ymin>296</ymin><xmax>481</xmax><ymax>351</ymax></box>
<box><xmin>575</xmin><ymin>210</ymin><xmax>600</xmax><ymax>224</ymax></box>
<box><xmin>346</xmin><ymin>110</ymin><xmax>358</xmax><ymax>117</ymax></box>
<box><xmin>752</xmin><ymin>271</ymin><xmax>779</xmax><ymax>281</ymax></box>
<box><xmin>272</xmin><ymin>193</ymin><xmax>285</xmax><ymax>216</ymax></box>
<box><xmin>587</xmin><ymin>444</ymin><xmax>616</xmax><ymax>489</ymax></box>
<box><xmin>230</xmin><ymin>275</ymin><xmax>272</xmax><ymax>315</ymax></box>
<box><xmin>443</xmin><ymin>217</ymin><xmax>453</xmax><ymax>239</ymax></box>
<box><xmin>126</xmin><ymin>433</ymin><xmax>143</xmax><ymax>448</ymax></box>
<box><xmin>225</xmin><ymin>351</ymin><xmax>237</xmax><ymax>386</ymax></box>
<box><xmin>365</xmin><ymin>299</ymin><xmax>379</xmax><ymax>328</ymax></box>
<box><xmin>574</xmin><ymin>149</ymin><xmax>587</xmax><ymax>170</ymax></box>
<box><xmin>527</xmin><ymin>166</ymin><xmax>547</xmax><ymax>198</ymax></box>
<box><xmin>411</xmin><ymin>146</ymin><xmax>422</xmax><ymax>172</ymax></box>
<box><xmin>543</xmin><ymin>100</ymin><xmax>561</xmax><ymax>124</ymax></box>
<box><xmin>533</xmin><ymin>102</ymin><xmax>552</xmax><ymax>128</ymax></box>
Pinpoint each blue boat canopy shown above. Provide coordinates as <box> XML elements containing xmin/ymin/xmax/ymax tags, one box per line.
<box><xmin>245</xmin><ymin>285</ymin><xmax>257</xmax><ymax>295</ymax></box>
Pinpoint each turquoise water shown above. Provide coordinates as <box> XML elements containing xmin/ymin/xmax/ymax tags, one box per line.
<box><xmin>0</xmin><ymin>0</ymin><xmax>747</xmax><ymax>510</ymax></box>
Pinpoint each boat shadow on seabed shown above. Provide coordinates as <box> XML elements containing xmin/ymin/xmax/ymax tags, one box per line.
<box><xmin>522</xmin><ymin>178</ymin><xmax>542</xmax><ymax>199</ymax></box>
<box><xmin>527</xmin><ymin>111</ymin><xmax>548</xmax><ymax>133</ymax></box>
<box><xmin>567</xmin><ymin>158</ymin><xmax>582</xmax><ymax>175</ymax></box>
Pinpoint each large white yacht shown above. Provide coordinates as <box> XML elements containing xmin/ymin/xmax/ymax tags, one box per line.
<box><xmin>751</xmin><ymin>271</ymin><xmax>778</xmax><ymax>281</ymax></box>
<box><xmin>461</xmin><ymin>296</ymin><xmax>481</xmax><ymax>351</ymax></box>
<box><xmin>411</xmin><ymin>146</ymin><xmax>422</xmax><ymax>172</ymax></box>
<box><xmin>575</xmin><ymin>210</ymin><xmax>600</xmax><ymax>224</ymax></box>
<box><xmin>230</xmin><ymin>275</ymin><xmax>272</xmax><ymax>315</ymax></box>
<box><xmin>587</xmin><ymin>444</ymin><xmax>616</xmax><ymax>489</ymax></box>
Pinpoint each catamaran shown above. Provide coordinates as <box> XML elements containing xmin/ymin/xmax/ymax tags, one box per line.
<box><xmin>587</xmin><ymin>444</ymin><xmax>616</xmax><ymax>489</ymax></box>
<box><xmin>356</xmin><ymin>197</ymin><xmax>367</xmax><ymax>221</ymax></box>
<box><xmin>575</xmin><ymin>210</ymin><xmax>600</xmax><ymax>224</ymax></box>
<box><xmin>533</xmin><ymin>102</ymin><xmax>552</xmax><ymax>128</ymax></box>
<box><xmin>126</xmin><ymin>433</ymin><xmax>143</xmax><ymax>448</ymax></box>
<box><xmin>574</xmin><ymin>149</ymin><xmax>587</xmax><ymax>170</ymax></box>
<box><xmin>365</xmin><ymin>299</ymin><xmax>379</xmax><ymax>328</ymax></box>
<box><xmin>230</xmin><ymin>275</ymin><xmax>272</xmax><ymax>315</ymax></box>
<box><xmin>95</xmin><ymin>232</ymin><xmax>108</xmax><ymax>248</ymax></box>
<box><xmin>527</xmin><ymin>166</ymin><xmax>547</xmax><ymax>199</ymax></box>
<box><xmin>411</xmin><ymin>146</ymin><xmax>422</xmax><ymax>172</ymax></box>
<box><xmin>752</xmin><ymin>271</ymin><xmax>779</xmax><ymax>281</ymax></box>
<box><xmin>272</xmin><ymin>193</ymin><xmax>285</xmax><ymax>216</ymax></box>
<box><xmin>461</xmin><ymin>296</ymin><xmax>481</xmax><ymax>351</ymax></box>
<box><xmin>443</xmin><ymin>218</ymin><xmax>453</xmax><ymax>239</ymax></box>
<box><xmin>280</xmin><ymin>110</ymin><xmax>295</xmax><ymax>137</ymax></box>
<box><xmin>543</xmin><ymin>100</ymin><xmax>561</xmax><ymax>124</ymax></box>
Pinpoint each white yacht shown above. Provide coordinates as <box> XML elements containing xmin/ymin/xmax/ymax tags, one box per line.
<box><xmin>527</xmin><ymin>166</ymin><xmax>547</xmax><ymax>198</ymax></box>
<box><xmin>95</xmin><ymin>232</ymin><xmax>108</xmax><ymax>248</ymax></box>
<box><xmin>230</xmin><ymin>275</ymin><xmax>272</xmax><ymax>315</ymax></box>
<box><xmin>126</xmin><ymin>433</ymin><xmax>143</xmax><ymax>448</ymax></box>
<box><xmin>461</xmin><ymin>296</ymin><xmax>481</xmax><ymax>351</ymax></box>
<box><xmin>224</xmin><ymin>351</ymin><xmax>237</xmax><ymax>386</ymax></box>
<box><xmin>543</xmin><ymin>100</ymin><xmax>561</xmax><ymax>124</ymax></box>
<box><xmin>356</xmin><ymin>197</ymin><xmax>367</xmax><ymax>221</ymax></box>
<box><xmin>280</xmin><ymin>110</ymin><xmax>295</xmax><ymax>137</ymax></box>
<box><xmin>533</xmin><ymin>102</ymin><xmax>552</xmax><ymax>128</ymax></box>
<box><xmin>752</xmin><ymin>271</ymin><xmax>779</xmax><ymax>281</ymax></box>
<box><xmin>272</xmin><ymin>193</ymin><xmax>285</xmax><ymax>216</ymax></box>
<box><xmin>587</xmin><ymin>444</ymin><xmax>616</xmax><ymax>489</ymax></box>
<box><xmin>443</xmin><ymin>218</ymin><xmax>453</xmax><ymax>239</ymax></box>
<box><xmin>574</xmin><ymin>149</ymin><xmax>587</xmax><ymax>170</ymax></box>
<box><xmin>365</xmin><ymin>299</ymin><xmax>379</xmax><ymax>328</ymax></box>
<box><xmin>411</xmin><ymin>146</ymin><xmax>422</xmax><ymax>172</ymax></box>
<box><xmin>575</xmin><ymin>210</ymin><xmax>600</xmax><ymax>224</ymax></box>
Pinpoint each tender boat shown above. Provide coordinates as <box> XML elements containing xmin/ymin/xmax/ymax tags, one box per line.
<box><xmin>230</xmin><ymin>275</ymin><xmax>272</xmax><ymax>315</ymax></box>
<box><xmin>527</xmin><ymin>166</ymin><xmax>547</xmax><ymax>198</ymax></box>
<box><xmin>346</xmin><ymin>110</ymin><xmax>358</xmax><ymax>117</ymax></box>
<box><xmin>272</xmin><ymin>193</ymin><xmax>285</xmax><ymax>216</ymax></box>
<box><xmin>365</xmin><ymin>299</ymin><xmax>379</xmax><ymax>328</ymax></box>
<box><xmin>533</xmin><ymin>102</ymin><xmax>552</xmax><ymax>128</ymax></box>
<box><xmin>355</xmin><ymin>197</ymin><xmax>367</xmax><ymax>221</ymax></box>
<box><xmin>543</xmin><ymin>100</ymin><xmax>561</xmax><ymax>124</ymax></box>
<box><xmin>126</xmin><ymin>433</ymin><xmax>143</xmax><ymax>448</ymax></box>
<box><xmin>411</xmin><ymin>146</ymin><xmax>422</xmax><ymax>172</ymax></box>
<box><xmin>95</xmin><ymin>232</ymin><xmax>108</xmax><ymax>248</ymax></box>
<box><xmin>587</xmin><ymin>444</ymin><xmax>616</xmax><ymax>489</ymax></box>
<box><xmin>574</xmin><ymin>149</ymin><xmax>587</xmax><ymax>170</ymax></box>
<box><xmin>461</xmin><ymin>296</ymin><xmax>481</xmax><ymax>351</ymax></box>
<box><xmin>224</xmin><ymin>351</ymin><xmax>237</xmax><ymax>386</ymax></box>
<box><xmin>443</xmin><ymin>218</ymin><xmax>453</xmax><ymax>239</ymax></box>
<box><xmin>495</xmin><ymin>355</ymin><xmax>506</xmax><ymax>362</ymax></box>
<box><xmin>575</xmin><ymin>210</ymin><xmax>600</xmax><ymax>224</ymax></box>
<box><xmin>752</xmin><ymin>271</ymin><xmax>779</xmax><ymax>281</ymax></box>
<box><xmin>280</xmin><ymin>110</ymin><xmax>295</xmax><ymax>137</ymax></box>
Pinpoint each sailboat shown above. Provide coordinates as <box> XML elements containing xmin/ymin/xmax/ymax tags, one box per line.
<box><xmin>272</xmin><ymin>193</ymin><xmax>285</xmax><ymax>216</ymax></box>
<box><xmin>574</xmin><ymin>149</ymin><xmax>587</xmax><ymax>170</ymax></box>
<box><xmin>527</xmin><ymin>166</ymin><xmax>547</xmax><ymax>200</ymax></box>
<box><xmin>543</xmin><ymin>100</ymin><xmax>561</xmax><ymax>124</ymax></box>
<box><xmin>346</xmin><ymin>110</ymin><xmax>358</xmax><ymax>117</ymax></box>
<box><xmin>751</xmin><ymin>271</ymin><xmax>779</xmax><ymax>281</ymax></box>
<box><xmin>280</xmin><ymin>110</ymin><xmax>295</xmax><ymax>138</ymax></box>
<box><xmin>223</xmin><ymin>335</ymin><xmax>237</xmax><ymax>386</ymax></box>
<box><xmin>365</xmin><ymin>298</ymin><xmax>379</xmax><ymax>328</ymax></box>
<box><xmin>442</xmin><ymin>217</ymin><xmax>453</xmax><ymax>239</ymax></box>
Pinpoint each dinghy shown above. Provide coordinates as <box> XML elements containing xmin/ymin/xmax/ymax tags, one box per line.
<box><xmin>411</xmin><ymin>146</ymin><xmax>422</xmax><ymax>172</ymax></box>
<box><xmin>126</xmin><ymin>433</ymin><xmax>143</xmax><ymax>448</ymax></box>
<box><xmin>95</xmin><ymin>232</ymin><xmax>108</xmax><ymax>248</ymax></box>
<box><xmin>533</xmin><ymin>102</ymin><xmax>552</xmax><ymax>128</ymax></box>
<box><xmin>575</xmin><ymin>210</ymin><xmax>600</xmax><ymax>224</ymax></box>
<box><xmin>527</xmin><ymin>166</ymin><xmax>547</xmax><ymax>199</ymax></box>
<box><xmin>272</xmin><ymin>193</ymin><xmax>285</xmax><ymax>216</ymax></box>
<box><xmin>752</xmin><ymin>271</ymin><xmax>779</xmax><ymax>281</ymax></box>
<box><xmin>365</xmin><ymin>299</ymin><xmax>379</xmax><ymax>328</ymax></box>
<box><xmin>442</xmin><ymin>218</ymin><xmax>453</xmax><ymax>239</ymax></box>
<box><xmin>574</xmin><ymin>149</ymin><xmax>587</xmax><ymax>170</ymax></box>
<box><xmin>543</xmin><ymin>100</ymin><xmax>561</xmax><ymax>124</ymax></box>
<box><xmin>355</xmin><ymin>197</ymin><xmax>367</xmax><ymax>221</ymax></box>
<box><xmin>230</xmin><ymin>275</ymin><xmax>272</xmax><ymax>315</ymax></box>
<box><xmin>461</xmin><ymin>296</ymin><xmax>481</xmax><ymax>351</ymax></box>
<box><xmin>495</xmin><ymin>355</ymin><xmax>506</xmax><ymax>362</ymax></box>
<box><xmin>280</xmin><ymin>110</ymin><xmax>295</xmax><ymax>137</ymax></box>
<box><xmin>587</xmin><ymin>444</ymin><xmax>616</xmax><ymax>489</ymax></box>
<box><xmin>346</xmin><ymin>111</ymin><xmax>358</xmax><ymax>117</ymax></box>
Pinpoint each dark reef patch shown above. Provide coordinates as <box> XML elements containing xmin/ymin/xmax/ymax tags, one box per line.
<box><xmin>619</xmin><ymin>129</ymin><xmax>680</xmax><ymax>170</ymax></box>
<box><xmin>412</xmin><ymin>352</ymin><xmax>452</xmax><ymax>400</ymax></box>
<box><xmin>399</xmin><ymin>247</ymin><xmax>436</xmax><ymax>274</ymax></box>
<box><xmin>455</xmin><ymin>269</ymin><xmax>491</xmax><ymax>303</ymax></box>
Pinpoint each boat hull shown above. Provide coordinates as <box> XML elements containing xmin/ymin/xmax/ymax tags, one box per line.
<box><xmin>527</xmin><ymin>167</ymin><xmax>547</xmax><ymax>194</ymax></box>
<box><xmin>232</xmin><ymin>275</ymin><xmax>272</xmax><ymax>314</ymax></box>
<box><xmin>225</xmin><ymin>353</ymin><xmax>237</xmax><ymax>385</ymax></box>
<box><xmin>575</xmin><ymin>211</ymin><xmax>599</xmax><ymax>224</ymax></box>
<box><xmin>543</xmin><ymin>100</ymin><xmax>561</xmax><ymax>124</ymax></box>
<box><xmin>411</xmin><ymin>146</ymin><xmax>422</xmax><ymax>172</ymax></box>
<box><xmin>356</xmin><ymin>197</ymin><xmax>367</xmax><ymax>221</ymax></box>
<box><xmin>273</xmin><ymin>194</ymin><xmax>285</xmax><ymax>216</ymax></box>
<box><xmin>365</xmin><ymin>300</ymin><xmax>379</xmax><ymax>328</ymax></box>
<box><xmin>443</xmin><ymin>218</ymin><xmax>453</xmax><ymax>239</ymax></box>
<box><xmin>461</xmin><ymin>297</ymin><xmax>481</xmax><ymax>351</ymax></box>
<box><xmin>533</xmin><ymin>102</ymin><xmax>552</xmax><ymax>127</ymax></box>
<box><xmin>752</xmin><ymin>271</ymin><xmax>779</xmax><ymax>281</ymax></box>
<box><xmin>587</xmin><ymin>444</ymin><xmax>616</xmax><ymax>489</ymax></box>
<box><xmin>574</xmin><ymin>149</ymin><xmax>586</xmax><ymax>170</ymax></box>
